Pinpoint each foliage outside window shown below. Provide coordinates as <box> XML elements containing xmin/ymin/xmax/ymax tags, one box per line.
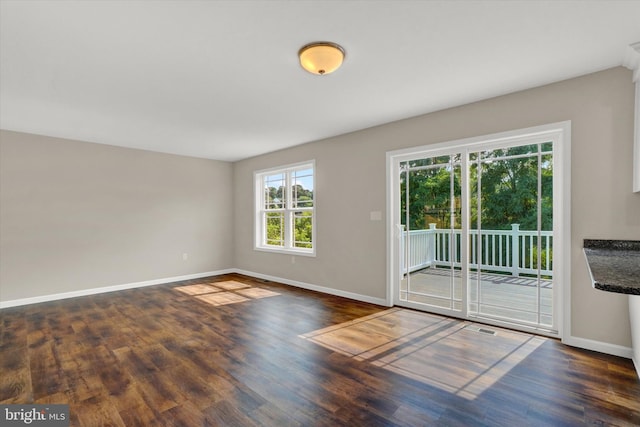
<box><xmin>400</xmin><ymin>143</ymin><xmax>553</xmax><ymax>232</ymax></box>
<box><xmin>255</xmin><ymin>162</ymin><xmax>315</xmax><ymax>255</ymax></box>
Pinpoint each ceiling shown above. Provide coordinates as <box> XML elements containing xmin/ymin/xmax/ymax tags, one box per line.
<box><xmin>1</xmin><ymin>1</ymin><xmax>640</xmax><ymax>162</ymax></box>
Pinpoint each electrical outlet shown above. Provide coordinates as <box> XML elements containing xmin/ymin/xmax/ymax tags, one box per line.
<box><xmin>183</xmin><ymin>253</ymin><xmax>188</xmax><ymax>261</ymax></box>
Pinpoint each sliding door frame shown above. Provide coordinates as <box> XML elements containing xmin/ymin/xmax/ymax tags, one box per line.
<box><xmin>386</xmin><ymin>121</ymin><xmax>571</xmax><ymax>339</ymax></box>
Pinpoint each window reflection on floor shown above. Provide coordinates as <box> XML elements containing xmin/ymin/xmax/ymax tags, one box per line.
<box><xmin>173</xmin><ymin>281</ymin><xmax>280</xmax><ymax>307</ymax></box>
<box><xmin>300</xmin><ymin>308</ymin><xmax>545</xmax><ymax>400</ymax></box>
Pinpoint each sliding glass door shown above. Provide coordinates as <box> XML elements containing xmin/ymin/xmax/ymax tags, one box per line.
<box><xmin>467</xmin><ymin>143</ymin><xmax>554</xmax><ymax>328</ymax></box>
<box><xmin>389</xmin><ymin>124</ymin><xmax>567</xmax><ymax>336</ymax></box>
<box><xmin>399</xmin><ymin>154</ymin><xmax>463</xmax><ymax>313</ymax></box>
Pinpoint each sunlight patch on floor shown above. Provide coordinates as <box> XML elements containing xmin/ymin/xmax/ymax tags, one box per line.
<box><xmin>173</xmin><ymin>281</ymin><xmax>280</xmax><ymax>306</ymax></box>
<box><xmin>211</xmin><ymin>280</ymin><xmax>252</xmax><ymax>291</ymax></box>
<box><xmin>196</xmin><ymin>291</ymin><xmax>249</xmax><ymax>306</ymax></box>
<box><xmin>236</xmin><ymin>288</ymin><xmax>281</xmax><ymax>299</ymax></box>
<box><xmin>173</xmin><ymin>284</ymin><xmax>222</xmax><ymax>295</ymax></box>
<box><xmin>300</xmin><ymin>308</ymin><xmax>546</xmax><ymax>400</ymax></box>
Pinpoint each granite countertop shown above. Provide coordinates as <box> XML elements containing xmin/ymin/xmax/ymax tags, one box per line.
<box><xmin>583</xmin><ymin>240</ymin><xmax>640</xmax><ymax>295</ymax></box>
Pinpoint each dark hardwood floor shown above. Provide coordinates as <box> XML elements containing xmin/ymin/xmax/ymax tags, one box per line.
<box><xmin>1</xmin><ymin>273</ymin><xmax>639</xmax><ymax>426</ymax></box>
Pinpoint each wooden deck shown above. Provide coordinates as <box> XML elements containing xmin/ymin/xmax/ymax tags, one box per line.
<box><xmin>1</xmin><ymin>273</ymin><xmax>638</xmax><ymax>426</ymax></box>
<box><xmin>401</xmin><ymin>267</ymin><xmax>553</xmax><ymax>327</ymax></box>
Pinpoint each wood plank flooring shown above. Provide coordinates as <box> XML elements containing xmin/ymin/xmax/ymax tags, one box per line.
<box><xmin>1</xmin><ymin>273</ymin><xmax>639</xmax><ymax>426</ymax></box>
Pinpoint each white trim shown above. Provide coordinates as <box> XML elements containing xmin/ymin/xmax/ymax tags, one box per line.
<box><xmin>386</xmin><ymin>122</ymin><xmax>570</xmax><ymax>161</ymax></box>
<box><xmin>0</xmin><ymin>267</ymin><xmax>388</xmax><ymax>310</ymax></box>
<box><xmin>0</xmin><ymin>269</ymin><xmax>235</xmax><ymax>309</ymax></box>
<box><xmin>563</xmin><ymin>335</ymin><xmax>633</xmax><ymax>360</ymax></box>
<box><xmin>623</xmin><ymin>42</ymin><xmax>640</xmax><ymax>192</ymax></box>
<box><xmin>0</xmin><ymin>268</ymin><xmax>391</xmax><ymax>309</ymax></box>
<box><xmin>385</xmin><ymin>152</ymin><xmax>395</xmax><ymax>306</ymax></box>
<box><xmin>234</xmin><ymin>269</ymin><xmax>390</xmax><ymax>307</ymax></box>
<box><xmin>253</xmin><ymin>246</ymin><xmax>317</xmax><ymax>257</ymax></box>
<box><xmin>634</xmin><ymin>79</ymin><xmax>639</xmax><ymax>193</ymax></box>
<box><xmin>630</xmin><ymin>295</ymin><xmax>640</xmax><ymax>378</ymax></box>
<box><xmin>558</xmin><ymin>122</ymin><xmax>572</xmax><ymax>343</ymax></box>
<box><xmin>623</xmin><ymin>41</ymin><xmax>640</xmax><ymax>83</ymax></box>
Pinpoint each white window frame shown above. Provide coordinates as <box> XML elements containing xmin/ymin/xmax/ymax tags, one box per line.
<box><xmin>254</xmin><ymin>160</ymin><xmax>316</xmax><ymax>256</ymax></box>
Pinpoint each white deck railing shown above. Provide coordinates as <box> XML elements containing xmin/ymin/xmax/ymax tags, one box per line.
<box><xmin>401</xmin><ymin>224</ymin><xmax>553</xmax><ymax>277</ymax></box>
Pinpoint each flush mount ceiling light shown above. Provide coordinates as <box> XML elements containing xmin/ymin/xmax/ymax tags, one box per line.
<box><xmin>298</xmin><ymin>42</ymin><xmax>345</xmax><ymax>75</ymax></box>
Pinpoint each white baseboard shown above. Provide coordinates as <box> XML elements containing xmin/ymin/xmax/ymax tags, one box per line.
<box><xmin>562</xmin><ymin>335</ymin><xmax>633</xmax><ymax>359</ymax></box>
<box><xmin>0</xmin><ymin>269</ymin><xmax>235</xmax><ymax>309</ymax></box>
<box><xmin>633</xmin><ymin>356</ymin><xmax>640</xmax><ymax>378</ymax></box>
<box><xmin>0</xmin><ymin>268</ymin><xmax>389</xmax><ymax>309</ymax></box>
<box><xmin>233</xmin><ymin>268</ymin><xmax>390</xmax><ymax>307</ymax></box>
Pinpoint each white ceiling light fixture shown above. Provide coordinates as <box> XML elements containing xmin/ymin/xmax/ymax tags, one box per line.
<box><xmin>298</xmin><ymin>42</ymin><xmax>345</xmax><ymax>75</ymax></box>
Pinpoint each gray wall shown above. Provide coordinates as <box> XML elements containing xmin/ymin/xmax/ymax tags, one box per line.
<box><xmin>0</xmin><ymin>130</ymin><xmax>234</xmax><ymax>301</ymax></box>
<box><xmin>234</xmin><ymin>67</ymin><xmax>640</xmax><ymax>348</ymax></box>
<box><xmin>1</xmin><ymin>67</ymin><xmax>638</xmax><ymax>349</ymax></box>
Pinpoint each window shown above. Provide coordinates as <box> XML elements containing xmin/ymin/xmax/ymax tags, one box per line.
<box><xmin>255</xmin><ymin>161</ymin><xmax>315</xmax><ymax>255</ymax></box>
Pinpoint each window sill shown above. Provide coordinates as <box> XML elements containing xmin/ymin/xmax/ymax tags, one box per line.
<box><xmin>254</xmin><ymin>246</ymin><xmax>316</xmax><ymax>257</ymax></box>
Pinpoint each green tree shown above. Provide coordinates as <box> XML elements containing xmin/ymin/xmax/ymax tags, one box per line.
<box><xmin>471</xmin><ymin>145</ymin><xmax>552</xmax><ymax>231</ymax></box>
<box><xmin>266</xmin><ymin>212</ymin><xmax>284</xmax><ymax>246</ymax></box>
<box><xmin>294</xmin><ymin>211</ymin><xmax>313</xmax><ymax>248</ymax></box>
<box><xmin>400</xmin><ymin>159</ymin><xmax>461</xmax><ymax>230</ymax></box>
<box><xmin>402</xmin><ymin>146</ymin><xmax>552</xmax><ymax>232</ymax></box>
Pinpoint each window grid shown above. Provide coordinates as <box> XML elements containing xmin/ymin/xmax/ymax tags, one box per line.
<box><xmin>256</xmin><ymin>162</ymin><xmax>314</xmax><ymax>255</ymax></box>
